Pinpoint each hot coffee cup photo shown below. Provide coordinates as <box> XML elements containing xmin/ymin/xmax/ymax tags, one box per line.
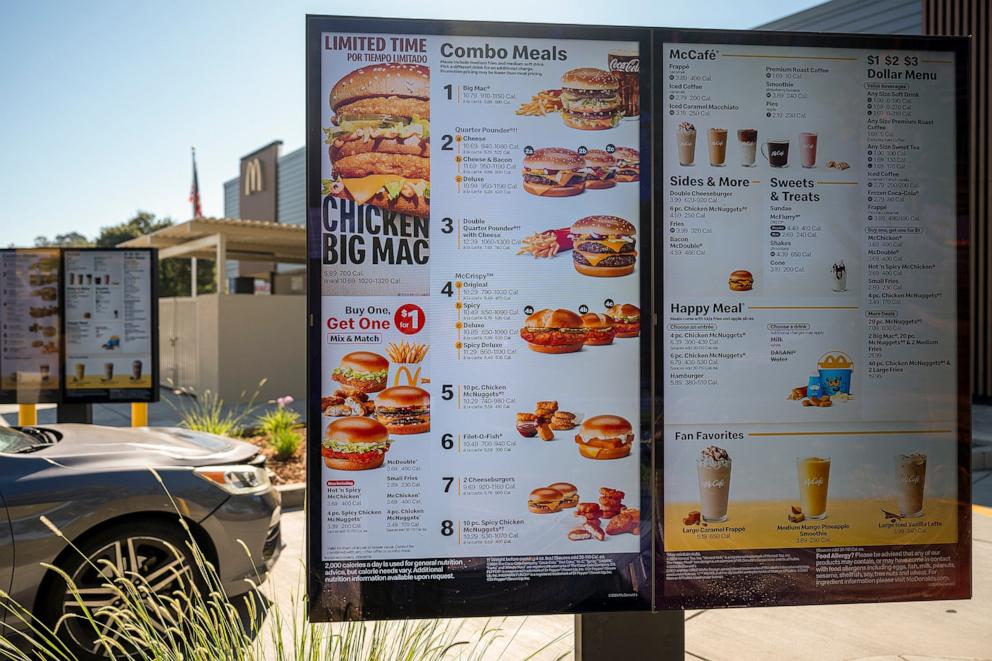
<box><xmin>761</xmin><ymin>138</ymin><xmax>790</xmax><ymax>167</ymax></box>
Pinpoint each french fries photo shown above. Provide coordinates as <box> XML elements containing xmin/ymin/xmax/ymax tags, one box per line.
<box><xmin>386</xmin><ymin>341</ymin><xmax>429</xmax><ymax>364</ymax></box>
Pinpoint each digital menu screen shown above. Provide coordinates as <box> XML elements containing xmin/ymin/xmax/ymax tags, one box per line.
<box><xmin>306</xmin><ymin>16</ymin><xmax>652</xmax><ymax>621</ymax></box>
<box><xmin>62</xmin><ymin>249</ymin><xmax>158</xmax><ymax>403</ymax></box>
<box><xmin>656</xmin><ymin>30</ymin><xmax>970</xmax><ymax>607</ymax></box>
<box><xmin>0</xmin><ymin>249</ymin><xmax>61</xmax><ymax>404</ymax></box>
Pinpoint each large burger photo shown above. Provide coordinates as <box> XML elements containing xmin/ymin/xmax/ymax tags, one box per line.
<box><xmin>322</xmin><ymin>416</ymin><xmax>391</xmax><ymax>471</ymax></box>
<box><xmin>560</xmin><ymin>68</ymin><xmax>622</xmax><ymax>130</ymax></box>
<box><xmin>374</xmin><ymin>385</ymin><xmax>430</xmax><ymax>435</ymax></box>
<box><xmin>332</xmin><ymin>351</ymin><xmax>389</xmax><ymax>394</ymax></box>
<box><xmin>324</xmin><ymin>63</ymin><xmax>430</xmax><ymax>217</ymax></box>
<box><xmin>574</xmin><ymin>415</ymin><xmax>634</xmax><ymax>460</ymax></box>
<box><xmin>571</xmin><ymin>215</ymin><xmax>637</xmax><ymax>277</ymax></box>
<box><xmin>520</xmin><ymin>308</ymin><xmax>586</xmax><ymax>354</ymax></box>
<box><xmin>521</xmin><ymin>147</ymin><xmax>585</xmax><ymax>197</ymax></box>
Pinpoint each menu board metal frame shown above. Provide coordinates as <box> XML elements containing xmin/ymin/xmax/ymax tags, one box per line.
<box><xmin>653</xmin><ymin>28</ymin><xmax>971</xmax><ymax>609</ymax></box>
<box><xmin>59</xmin><ymin>247</ymin><xmax>160</xmax><ymax>404</ymax></box>
<box><xmin>306</xmin><ymin>14</ymin><xmax>654</xmax><ymax>622</ymax></box>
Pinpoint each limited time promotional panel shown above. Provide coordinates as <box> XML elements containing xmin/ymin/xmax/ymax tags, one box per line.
<box><xmin>308</xmin><ymin>16</ymin><xmax>652</xmax><ymax>621</ymax></box>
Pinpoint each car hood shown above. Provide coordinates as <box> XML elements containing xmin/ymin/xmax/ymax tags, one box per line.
<box><xmin>31</xmin><ymin>425</ymin><xmax>260</xmax><ymax>468</ymax></box>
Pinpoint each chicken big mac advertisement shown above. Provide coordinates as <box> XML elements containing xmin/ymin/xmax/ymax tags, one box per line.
<box><xmin>307</xmin><ymin>16</ymin><xmax>651</xmax><ymax>621</ymax></box>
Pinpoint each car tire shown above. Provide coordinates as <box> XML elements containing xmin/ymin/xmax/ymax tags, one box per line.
<box><xmin>36</xmin><ymin>519</ymin><xmax>206</xmax><ymax>660</ymax></box>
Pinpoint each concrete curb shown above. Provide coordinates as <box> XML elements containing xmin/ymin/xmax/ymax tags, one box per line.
<box><xmin>277</xmin><ymin>484</ymin><xmax>305</xmax><ymax>510</ymax></box>
<box><xmin>974</xmin><ymin>445</ymin><xmax>992</xmax><ymax>472</ymax></box>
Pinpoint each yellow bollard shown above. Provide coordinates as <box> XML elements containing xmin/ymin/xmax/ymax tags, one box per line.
<box><xmin>18</xmin><ymin>404</ymin><xmax>37</xmax><ymax>426</ymax></box>
<box><xmin>131</xmin><ymin>402</ymin><xmax>148</xmax><ymax>427</ymax></box>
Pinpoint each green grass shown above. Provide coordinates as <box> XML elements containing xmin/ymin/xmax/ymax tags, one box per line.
<box><xmin>0</xmin><ymin>469</ymin><xmax>573</xmax><ymax>660</ymax></box>
<box><xmin>267</xmin><ymin>427</ymin><xmax>301</xmax><ymax>461</ymax></box>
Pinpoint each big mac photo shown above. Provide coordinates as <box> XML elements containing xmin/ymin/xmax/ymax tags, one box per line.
<box><xmin>324</xmin><ymin>63</ymin><xmax>430</xmax><ymax>217</ymax></box>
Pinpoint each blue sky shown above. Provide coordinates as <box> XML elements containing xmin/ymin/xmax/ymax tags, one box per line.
<box><xmin>0</xmin><ymin>0</ymin><xmax>823</xmax><ymax>246</ymax></box>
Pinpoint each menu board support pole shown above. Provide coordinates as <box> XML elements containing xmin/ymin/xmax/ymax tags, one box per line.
<box><xmin>57</xmin><ymin>403</ymin><xmax>92</xmax><ymax>425</ymax></box>
<box><xmin>575</xmin><ymin>611</ymin><xmax>684</xmax><ymax>659</ymax></box>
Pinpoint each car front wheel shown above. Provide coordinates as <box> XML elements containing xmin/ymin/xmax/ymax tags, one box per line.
<box><xmin>37</xmin><ymin>520</ymin><xmax>205</xmax><ymax>660</ymax></box>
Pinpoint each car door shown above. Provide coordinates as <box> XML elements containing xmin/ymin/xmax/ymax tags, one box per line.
<box><xmin>0</xmin><ymin>489</ymin><xmax>13</xmax><ymax>624</ymax></box>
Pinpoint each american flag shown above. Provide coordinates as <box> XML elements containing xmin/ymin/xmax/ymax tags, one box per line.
<box><xmin>189</xmin><ymin>146</ymin><xmax>203</xmax><ymax>218</ymax></box>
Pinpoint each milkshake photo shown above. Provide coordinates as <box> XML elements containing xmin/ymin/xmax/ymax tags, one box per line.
<box><xmin>737</xmin><ymin>128</ymin><xmax>757</xmax><ymax>166</ymax></box>
<box><xmin>831</xmin><ymin>260</ymin><xmax>847</xmax><ymax>292</ymax></box>
<box><xmin>677</xmin><ymin>121</ymin><xmax>697</xmax><ymax>165</ymax></box>
<box><xmin>797</xmin><ymin>456</ymin><xmax>830</xmax><ymax>520</ymax></box>
<box><xmin>708</xmin><ymin>127</ymin><xmax>728</xmax><ymax>166</ymax></box>
<box><xmin>697</xmin><ymin>445</ymin><xmax>732</xmax><ymax>523</ymax></box>
<box><xmin>895</xmin><ymin>453</ymin><xmax>927</xmax><ymax>518</ymax></box>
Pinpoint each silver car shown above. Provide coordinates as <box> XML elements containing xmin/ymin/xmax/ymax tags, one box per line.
<box><xmin>0</xmin><ymin>423</ymin><xmax>282</xmax><ymax>658</ymax></box>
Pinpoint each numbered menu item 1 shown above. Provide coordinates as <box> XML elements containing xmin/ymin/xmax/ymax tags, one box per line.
<box><xmin>312</xmin><ymin>19</ymin><xmax>648</xmax><ymax>620</ymax></box>
<box><xmin>659</xmin><ymin>34</ymin><xmax>967</xmax><ymax>608</ymax></box>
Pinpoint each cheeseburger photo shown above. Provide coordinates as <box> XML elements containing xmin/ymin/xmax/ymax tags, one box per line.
<box><xmin>571</xmin><ymin>215</ymin><xmax>637</xmax><ymax>277</ymax></box>
<box><xmin>582</xmin><ymin>149</ymin><xmax>617</xmax><ymax>189</ymax></box>
<box><xmin>560</xmin><ymin>68</ymin><xmax>622</xmax><ymax>130</ymax></box>
<box><xmin>374</xmin><ymin>385</ymin><xmax>430</xmax><ymax>435</ymax></box>
<box><xmin>547</xmin><ymin>482</ymin><xmax>579</xmax><ymax>508</ymax></box>
<box><xmin>522</xmin><ymin>147</ymin><xmax>585</xmax><ymax>197</ymax></box>
<box><xmin>574</xmin><ymin>415</ymin><xmax>634</xmax><ymax>460</ymax></box>
<box><xmin>606</xmin><ymin>303</ymin><xmax>640</xmax><ymax>338</ymax></box>
<box><xmin>613</xmin><ymin>147</ymin><xmax>640</xmax><ymax>182</ymax></box>
<box><xmin>322</xmin><ymin>416</ymin><xmax>391</xmax><ymax>471</ymax></box>
<box><xmin>324</xmin><ymin>63</ymin><xmax>430</xmax><ymax>217</ymax></box>
<box><xmin>581</xmin><ymin>313</ymin><xmax>616</xmax><ymax>346</ymax></box>
<box><xmin>520</xmin><ymin>308</ymin><xmax>586</xmax><ymax>354</ymax></box>
<box><xmin>729</xmin><ymin>269</ymin><xmax>754</xmax><ymax>291</ymax></box>
<box><xmin>528</xmin><ymin>487</ymin><xmax>564</xmax><ymax>514</ymax></box>
<box><xmin>332</xmin><ymin>351</ymin><xmax>389</xmax><ymax>393</ymax></box>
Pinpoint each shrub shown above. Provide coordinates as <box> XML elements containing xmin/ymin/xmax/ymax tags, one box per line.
<box><xmin>166</xmin><ymin>379</ymin><xmax>266</xmax><ymax>438</ymax></box>
<box><xmin>268</xmin><ymin>427</ymin><xmax>301</xmax><ymax>461</ymax></box>
<box><xmin>257</xmin><ymin>407</ymin><xmax>301</xmax><ymax>438</ymax></box>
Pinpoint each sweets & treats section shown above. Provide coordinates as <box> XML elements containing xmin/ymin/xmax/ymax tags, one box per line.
<box><xmin>659</xmin><ymin>33</ymin><xmax>968</xmax><ymax>607</ymax></box>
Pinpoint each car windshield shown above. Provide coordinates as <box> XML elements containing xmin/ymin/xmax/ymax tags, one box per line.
<box><xmin>0</xmin><ymin>426</ymin><xmax>39</xmax><ymax>454</ymax></box>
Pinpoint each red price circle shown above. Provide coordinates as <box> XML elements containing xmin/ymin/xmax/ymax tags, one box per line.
<box><xmin>394</xmin><ymin>304</ymin><xmax>426</xmax><ymax>335</ymax></box>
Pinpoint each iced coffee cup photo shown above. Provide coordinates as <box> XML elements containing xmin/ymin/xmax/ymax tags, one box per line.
<box><xmin>737</xmin><ymin>129</ymin><xmax>757</xmax><ymax>167</ymax></box>
<box><xmin>800</xmin><ymin>131</ymin><xmax>818</xmax><ymax>168</ymax></box>
<box><xmin>707</xmin><ymin>128</ymin><xmax>728</xmax><ymax>166</ymax></box>
<box><xmin>697</xmin><ymin>445</ymin><xmax>731</xmax><ymax>523</ymax></box>
<box><xmin>676</xmin><ymin>122</ymin><xmax>696</xmax><ymax>166</ymax></box>
<box><xmin>895</xmin><ymin>453</ymin><xmax>927</xmax><ymax>518</ymax></box>
<box><xmin>762</xmin><ymin>138</ymin><xmax>790</xmax><ymax>167</ymax></box>
<box><xmin>797</xmin><ymin>456</ymin><xmax>830</xmax><ymax>520</ymax></box>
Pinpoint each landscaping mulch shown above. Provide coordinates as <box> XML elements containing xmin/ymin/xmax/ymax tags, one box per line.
<box><xmin>246</xmin><ymin>429</ymin><xmax>307</xmax><ymax>486</ymax></box>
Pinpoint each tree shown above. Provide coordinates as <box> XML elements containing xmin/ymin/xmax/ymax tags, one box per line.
<box><xmin>33</xmin><ymin>232</ymin><xmax>91</xmax><ymax>247</ymax></box>
<box><xmin>95</xmin><ymin>211</ymin><xmax>173</xmax><ymax>247</ymax></box>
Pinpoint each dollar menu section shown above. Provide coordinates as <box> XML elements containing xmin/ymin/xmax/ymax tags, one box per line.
<box><xmin>306</xmin><ymin>16</ymin><xmax>653</xmax><ymax>622</ymax></box>
<box><xmin>657</xmin><ymin>30</ymin><xmax>970</xmax><ymax>608</ymax></box>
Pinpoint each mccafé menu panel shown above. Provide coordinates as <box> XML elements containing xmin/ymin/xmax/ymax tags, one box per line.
<box><xmin>657</xmin><ymin>31</ymin><xmax>970</xmax><ymax>607</ymax></box>
<box><xmin>306</xmin><ymin>16</ymin><xmax>652</xmax><ymax>621</ymax></box>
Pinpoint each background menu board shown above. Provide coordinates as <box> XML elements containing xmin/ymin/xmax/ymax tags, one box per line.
<box><xmin>657</xmin><ymin>31</ymin><xmax>970</xmax><ymax>608</ymax></box>
<box><xmin>63</xmin><ymin>249</ymin><xmax>157</xmax><ymax>403</ymax></box>
<box><xmin>0</xmin><ymin>249</ymin><xmax>60</xmax><ymax>403</ymax></box>
<box><xmin>307</xmin><ymin>17</ymin><xmax>652</xmax><ymax>621</ymax></box>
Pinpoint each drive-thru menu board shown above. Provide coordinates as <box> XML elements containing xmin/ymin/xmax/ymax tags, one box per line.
<box><xmin>657</xmin><ymin>31</ymin><xmax>970</xmax><ymax>607</ymax></box>
<box><xmin>0</xmin><ymin>249</ymin><xmax>61</xmax><ymax>403</ymax></box>
<box><xmin>63</xmin><ymin>249</ymin><xmax>157</xmax><ymax>402</ymax></box>
<box><xmin>307</xmin><ymin>16</ymin><xmax>652</xmax><ymax>620</ymax></box>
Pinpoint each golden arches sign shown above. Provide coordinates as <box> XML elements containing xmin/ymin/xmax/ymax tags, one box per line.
<box><xmin>244</xmin><ymin>158</ymin><xmax>263</xmax><ymax>195</ymax></box>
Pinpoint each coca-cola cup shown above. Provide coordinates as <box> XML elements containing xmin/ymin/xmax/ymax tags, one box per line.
<box><xmin>608</xmin><ymin>49</ymin><xmax>640</xmax><ymax>118</ymax></box>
